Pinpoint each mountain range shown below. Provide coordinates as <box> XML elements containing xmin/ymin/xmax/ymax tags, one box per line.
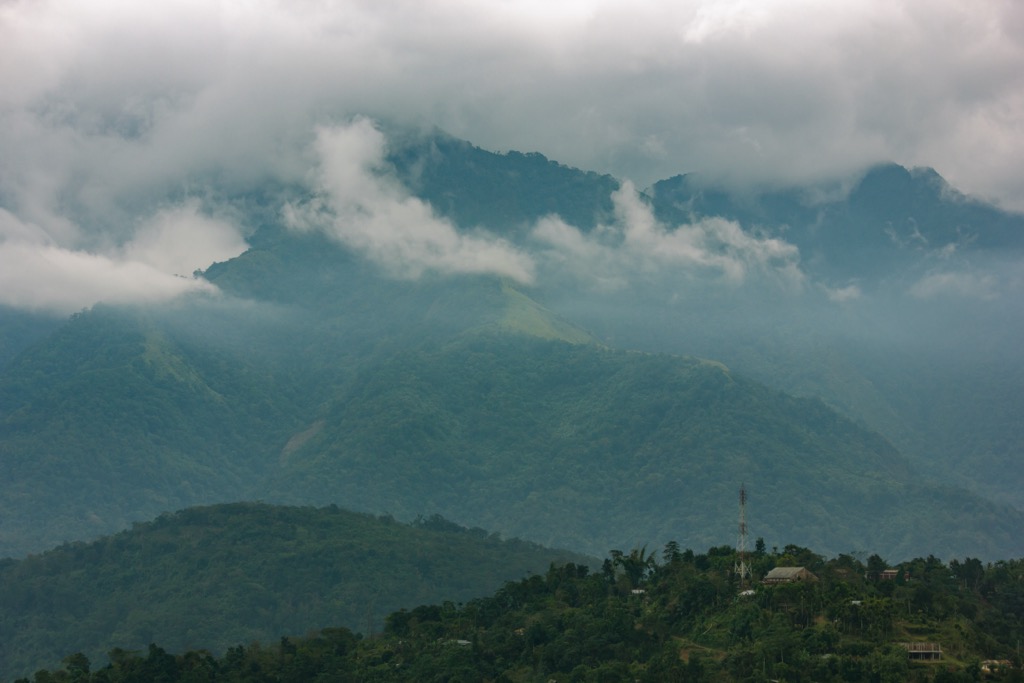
<box><xmin>1</xmin><ymin>124</ymin><xmax>1022</xmax><ymax>561</ymax></box>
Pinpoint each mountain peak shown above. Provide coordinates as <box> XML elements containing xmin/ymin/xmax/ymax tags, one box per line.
<box><xmin>473</xmin><ymin>282</ymin><xmax>596</xmax><ymax>345</ymax></box>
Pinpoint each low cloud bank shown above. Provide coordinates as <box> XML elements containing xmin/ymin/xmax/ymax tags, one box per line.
<box><xmin>0</xmin><ymin>202</ymin><xmax>246</xmax><ymax>314</ymax></box>
<box><xmin>2</xmin><ymin>116</ymin><xmax>1020</xmax><ymax>316</ymax></box>
<box><xmin>0</xmin><ymin>241</ymin><xmax>215</xmax><ymax>314</ymax></box>
<box><xmin>533</xmin><ymin>181</ymin><xmax>805</xmax><ymax>291</ymax></box>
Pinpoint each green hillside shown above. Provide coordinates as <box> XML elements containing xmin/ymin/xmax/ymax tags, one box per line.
<box><xmin>261</xmin><ymin>334</ymin><xmax>1024</xmax><ymax>560</ymax></box>
<box><xmin>558</xmin><ymin>288</ymin><xmax>1024</xmax><ymax>511</ymax></box>
<box><xmin>20</xmin><ymin>542</ymin><xmax>1024</xmax><ymax>682</ymax></box>
<box><xmin>1</xmin><ymin>264</ymin><xmax>1022</xmax><ymax>561</ymax></box>
<box><xmin>382</xmin><ymin>134</ymin><xmax>1024</xmax><ymax>511</ymax></box>
<box><xmin>0</xmin><ymin>305</ymin><xmax>319</xmax><ymax>555</ymax></box>
<box><xmin>0</xmin><ymin>503</ymin><xmax>592</xmax><ymax>678</ymax></box>
<box><xmin>0</xmin><ymin>307</ymin><xmax>62</xmax><ymax>370</ymax></box>
<box><xmin>0</xmin><ymin>249</ymin><xmax>598</xmax><ymax>557</ymax></box>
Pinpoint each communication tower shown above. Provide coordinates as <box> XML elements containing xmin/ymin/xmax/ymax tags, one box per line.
<box><xmin>735</xmin><ymin>483</ymin><xmax>751</xmax><ymax>587</ymax></box>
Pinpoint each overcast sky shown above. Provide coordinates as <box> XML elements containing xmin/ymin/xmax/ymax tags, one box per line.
<box><xmin>1</xmin><ymin>0</ymin><xmax>1023</xmax><ymax>312</ymax></box>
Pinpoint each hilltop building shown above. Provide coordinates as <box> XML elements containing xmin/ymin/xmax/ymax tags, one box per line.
<box><xmin>762</xmin><ymin>566</ymin><xmax>818</xmax><ymax>585</ymax></box>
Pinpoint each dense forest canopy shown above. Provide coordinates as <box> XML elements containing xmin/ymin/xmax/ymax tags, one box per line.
<box><xmin>16</xmin><ymin>536</ymin><xmax>1024</xmax><ymax>682</ymax></box>
<box><xmin>0</xmin><ymin>503</ymin><xmax>591</xmax><ymax>679</ymax></box>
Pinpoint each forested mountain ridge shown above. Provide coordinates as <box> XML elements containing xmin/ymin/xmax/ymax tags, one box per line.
<box><xmin>0</xmin><ymin>502</ymin><xmax>593</xmax><ymax>679</ymax></box>
<box><xmin>380</xmin><ymin>128</ymin><xmax>1024</xmax><ymax>279</ymax></box>
<box><xmin>3</xmin><ymin>278</ymin><xmax>1022</xmax><ymax>560</ymax></box>
<box><xmin>383</xmin><ymin>126</ymin><xmax>620</xmax><ymax>237</ymax></box>
<box><xmin>255</xmin><ymin>335</ymin><xmax>1023</xmax><ymax>560</ymax></box>
<box><xmin>649</xmin><ymin>163</ymin><xmax>1024</xmax><ymax>283</ymax></box>
<box><xmin>377</xmin><ymin>129</ymin><xmax>1024</xmax><ymax>509</ymax></box>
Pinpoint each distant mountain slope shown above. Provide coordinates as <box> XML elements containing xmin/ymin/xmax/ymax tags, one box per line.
<box><xmin>203</xmin><ymin>230</ymin><xmax>594</xmax><ymax>349</ymax></box>
<box><xmin>380</xmin><ymin>134</ymin><xmax>1024</xmax><ymax>510</ymax></box>
<box><xmin>5</xmin><ymin>264</ymin><xmax>1018</xmax><ymax>562</ymax></box>
<box><xmin>649</xmin><ymin>163</ymin><xmax>1024</xmax><ymax>283</ymax></box>
<box><xmin>0</xmin><ymin>503</ymin><xmax>591</xmax><ymax>679</ymax></box>
<box><xmin>0</xmin><ymin>305</ymin><xmax>318</xmax><ymax>556</ymax></box>
<box><xmin>557</xmin><ymin>292</ymin><xmax>1024</xmax><ymax>511</ymax></box>
<box><xmin>0</xmin><ymin>307</ymin><xmax>62</xmax><ymax>370</ymax></box>
<box><xmin>0</xmin><ymin>256</ymin><xmax>593</xmax><ymax>557</ymax></box>
<box><xmin>260</xmin><ymin>334</ymin><xmax>1024</xmax><ymax>561</ymax></box>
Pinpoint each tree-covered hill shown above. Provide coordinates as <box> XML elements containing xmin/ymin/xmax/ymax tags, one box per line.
<box><xmin>0</xmin><ymin>255</ymin><xmax>594</xmax><ymax>557</ymax></box>
<box><xmin>260</xmin><ymin>334</ymin><xmax>1024</xmax><ymax>561</ymax></box>
<box><xmin>1</xmin><ymin>240</ymin><xmax>1023</xmax><ymax>561</ymax></box>
<box><xmin>382</xmin><ymin>132</ymin><xmax>1024</xmax><ymax>511</ymax></box>
<box><xmin>0</xmin><ymin>304</ymin><xmax>322</xmax><ymax>556</ymax></box>
<box><xmin>19</xmin><ymin>542</ymin><xmax>1024</xmax><ymax>682</ymax></box>
<box><xmin>0</xmin><ymin>503</ymin><xmax>592</xmax><ymax>679</ymax></box>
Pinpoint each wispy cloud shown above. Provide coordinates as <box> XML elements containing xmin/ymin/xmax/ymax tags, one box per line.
<box><xmin>0</xmin><ymin>241</ymin><xmax>216</xmax><ymax>314</ymax></box>
<box><xmin>120</xmin><ymin>200</ymin><xmax>249</xmax><ymax>277</ymax></box>
<box><xmin>0</xmin><ymin>202</ymin><xmax>245</xmax><ymax>314</ymax></box>
<box><xmin>1</xmin><ymin>0</ymin><xmax>1022</xmax><ymax>312</ymax></box>
<box><xmin>532</xmin><ymin>180</ymin><xmax>804</xmax><ymax>290</ymax></box>
<box><xmin>909</xmin><ymin>270</ymin><xmax>1000</xmax><ymax>301</ymax></box>
<box><xmin>283</xmin><ymin>118</ymin><xmax>535</xmax><ymax>284</ymax></box>
<box><xmin>821</xmin><ymin>283</ymin><xmax>862</xmax><ymax>303</ymax></box>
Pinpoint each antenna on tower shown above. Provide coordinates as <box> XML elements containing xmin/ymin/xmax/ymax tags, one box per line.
<box><xmin>735</xmin><ymin>483</ymin><xmax>751</xmax><ymax>588</ymax></box>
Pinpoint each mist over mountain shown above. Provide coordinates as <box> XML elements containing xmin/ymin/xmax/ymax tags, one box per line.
<box><xmin>377</xmin><ymin>126</ymin><xmax>1024</xmax><ymax>509</ymax></box>
<box><xmin>0</xmin><ymin>122</ymin><xmax>1022</xmax><ymax>563</ymax></box>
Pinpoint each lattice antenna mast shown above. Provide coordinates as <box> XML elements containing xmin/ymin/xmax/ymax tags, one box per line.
<box><xmin>735</xmin><ymin>483</ymin><xmax>751</xmax><ymax>587</ymax></box>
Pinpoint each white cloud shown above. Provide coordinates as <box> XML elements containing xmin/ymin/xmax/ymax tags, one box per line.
<box><xmin>909</xmin><ymin>271</ymin><xmax>999</xmax><ymax>301</ymax></box>
<box><xmin>1</xmin><ymin>0</ymin><xmax>1022</xmax><ymax>310</ymax></box>
<box><xmin>284</xmin><ymin>118</ymin><xmax>535</xmax><ymax>283</ymax></box>
<box><xmin>532</xmin><ymin>215</ymin><xmax>630</xmax><ymax>290</ymax></box>
<box><xmin>822</xmin><ymin>283</ymin><xmax>862</xmax><ymax>303</ymax></box>
<box><xmin>120</xmin><ymin>201</ymin><xmax>249</xmax><ymax>276</ymax></box>
<box><xmin>0</xmin><ymin>241</ymin><xmax>216</xmax><ymax>314</ymax></box>
<box><xmin>0</xmin><ymin>201</ymin><xmax>245</xmax><ymax>314</ymax></box>
<box><xmin>532</xmin><ymin>180</ymin><xmax>804</xmax><ymax>289</ymax></box>
<box><xmin>1</xmin><ymin>0</ymin><xmax>1022</xmax><ymax>210</ymax></box>
<box><xmin>0</xmin><ymin>207</ymin><xmax>53</xmax><ymax>245</ymax></box>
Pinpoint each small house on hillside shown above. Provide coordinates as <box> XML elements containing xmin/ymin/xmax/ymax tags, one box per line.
<box><xmin>901</xmin><ymin>643</ymin><xmax>942</xmax><ymax>661</ymax></box>
<box><xmin>762</xmin><ymin>566</ymin><xmax>818</xmax><ymax>585</ymax></box>
<box><xmin>980</xmin><ymin>660</ymin><xmax>1012</xmax><ymax>675</ymax></box>
<box><xmin>865</xmin><ymin>568</ymin><xmax>905</xmax><ymax>581</ymax></box>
